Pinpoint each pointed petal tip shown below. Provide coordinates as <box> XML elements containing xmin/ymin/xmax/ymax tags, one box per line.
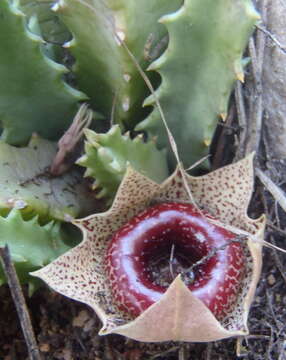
<box><xmin>109</xmin><ymin>275</ymin><xmax>243</xmax><ymax>342</ymax></box>
<box><xmin>29</xmin><ymin>268</ymin><xmax>43</xmax><ymax>280</ymax></box>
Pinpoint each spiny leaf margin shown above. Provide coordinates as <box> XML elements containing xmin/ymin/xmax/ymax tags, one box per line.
<box><xmin>77</xmin><ymin>125</ymin><xmax>169</xmax><ymax>201</ymax></box>
<box><xmin>53</xmin><ymin>0</ymin><xmax>182</xmax><ymax>128</ymax></box>
<box><xmin>137</xmin><ymin>0</ymin><xmax>260</xmax><ymax>168</ymax></box>
<box><xmin>0</xmin><ymin>0</ymin><xmax>85</xmax><ymax>145</ymax></box>
<box><xmin>18</xmin><ymin>0</ymin><xmax>71</xmax><ymax>44</ymax></box>
<box><xmin>0</xmin><ymin>209</ymin><xmax>70</xmax><ymax>291</ymax></box>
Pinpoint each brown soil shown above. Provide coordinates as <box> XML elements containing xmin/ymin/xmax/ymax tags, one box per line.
<box><xmin>0</xmin><ymin>233</ymin><xmax>285</xmax><ymax>360</ymax></box>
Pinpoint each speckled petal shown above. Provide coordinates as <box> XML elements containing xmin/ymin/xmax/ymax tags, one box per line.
<box><xmin>153</xmin><ymin>154</ymin><xmax>266</xmax><ymax>233</ymax></box>
<box><xmin>32</xmin><ymin>155</ymin><xmax>265</xmax><ymax>342</ymax></box>
<box><xmin>187</xmin><ymin>153</ymin><xmax>265</xmax><ymax>234</ymax></box>
<box><xmin>32</xmin><ymin>167</ymin><xmax>160</xmax><ymax>325</ymax></box>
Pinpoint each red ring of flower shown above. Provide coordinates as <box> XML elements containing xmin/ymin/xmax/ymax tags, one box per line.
<box><xmin>105</xmin><ymin>202</ymin><xmax>244</xmax><ymax>318</ymax></box>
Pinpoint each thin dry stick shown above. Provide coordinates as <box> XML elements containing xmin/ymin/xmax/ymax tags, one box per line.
<box><xmin>0</xmin><ymin>245</ymin><xmax>41</xmax><ymax>360</ymax></box>
<box><xmin>267</xmin><ymin>221</ymin><xmax>286</xmax><ymax>237</ymax></box>
<box><xmin>235</xmin><ymin>82</ymin><xmax>247</xmax><ymax>133</ymax></box>
<box><xmin>211</xmin><ymin>104</ymin><xmax>236</xmax><ymax>170</ymax></box>
<box><xmin>149</xmin><ymin>346</ymin><xmax>179</xmax><ymax>360</ymax></box>
<box><xmin>178</xmin><ymin>346</ymin><xmax>186</xmax><ymax>360</ymax></box>
<box><xmin>234</xmin><ymin>81</ymin><xmax>247</xmax><ymax>160</ymax></box>
<box><xmin>269</xmin><ymin>235</ymin><xmax>286</xmax><ymax>284</ymax></box>
<box><xmin>169</xmin><ymin>243</ymin><xmax>175</xmax><ymax>280</ymax></box>
<box><xmin>256</xmin><ymin>168</ymin><xmax>286</xmax><ymax>214</ymax></box>
<box><xmin>245</xmin><ymin>334</ymin><xmax>270</xmax><ymax>340</ymax></box>
<box><xmin>274</xmin><ymin>200</ymin><xmax>281</xmax><ymax>229</ymax></box>
<box><xmin>244</xmin><ymin>37</ymin><xmax>264</xmax><ymax>155</ymax></box>
<box><xmin>243</xmin><ymin>0</ymin><xmax>267</xmax><ymax>156</ymax></box>
<box><xmin>50</xmin><ymin>102</ymin><xmax>93</xmax><ymax>176</ymax></box>
<box><xmin>186</xmin><ymin>154</ymin><xmax>210</xmax><ymax>171</ymax></box>
<box><xmin>205</xmin><ymin>342</ymin><xmax>213</xmax><ymax>360</ymax></box>
<box><xmin>266</xmin><ymin>290</ymin><xmax>281</xmax><ymax>332</ymax></box>
<box><xmin>256</xmin><ymin>24</ymin><xmax>286</xmax><ymax>54</ymax></box>
<box><xmin>255</xmin><ymin>0</ymin><xmax>268</xmax><ymax>80</ymax></box>
<box><xmin>181</xmin><ymin>236</ymin><xmax>246</xmax><ymax>285</ymax></box>
<box><xmin>236</xmin><ymin>337</ymin><xmax>247</xmax><ymax>358</ymax></box>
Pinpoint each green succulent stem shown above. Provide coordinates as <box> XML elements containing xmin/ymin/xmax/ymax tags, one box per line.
<box><xmin>137</xmin><ymin>0</ymin><xmax>259</xmax><ymax>169</ymax></box>
<box><xmin>77</xmin><ymin>125</ymin><xmax>168</xmax><ymax>201</ymax></box>
<box><xmin>0</xmin><ymin>209</ymin><xmax>70</xmax><ymax>292</ymax></box>
<box><xmin>0</xmin><ymin>0</ymin><xmax>85</xmax><ymax>145</ymax></box>
<box><xmin>54</xmin><ymin>0</ymin><xmax>182</xmax><ymax>128</ymax></box>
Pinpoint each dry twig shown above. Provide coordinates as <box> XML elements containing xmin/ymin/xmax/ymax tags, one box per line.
<box><xmin>235</xmin><ymin>0</ymin><xmax>268</xmax><ymax>159</ymax></box>
<box><xmin>256</xmin><ymin>24</ymin><xmax>286</xmax><ymax>54</ymax></box>
<box><xmin>256</xmin><ymin>168</ymin><xmax>286</xmax><ymax>214</ymax></box>
<box><xmin>234</xmin><ymin>81</ymin><xmax>247</xmax><ymax>160</ymax></box>
<box><xmin>269</xmin><ymin>236</ymin><xmax>286</xmax><ymax>284</ymax></box>
<box><xmin>205</xmin><ymin>342</ymin><xmax>213</xmax><ymax>360</ymax></box>
<box><xmin>0</xmin><ymin>245</ymin><xmax>41</xmax><ymax>360</ymax></box>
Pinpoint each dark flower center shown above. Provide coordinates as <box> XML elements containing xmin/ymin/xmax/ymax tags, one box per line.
<box><xmin>105</xmin><ymin>202</ymin><xmax>245</xmax><ymax>319</ymax></box>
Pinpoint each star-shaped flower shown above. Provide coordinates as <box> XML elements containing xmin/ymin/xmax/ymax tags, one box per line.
<box><xmin>32</xmin><ymin>154</ymin><xmax>265</xmax><ymax>342</ymax></box>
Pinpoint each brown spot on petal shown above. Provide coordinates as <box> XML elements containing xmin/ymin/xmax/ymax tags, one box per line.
<box><xmin>31</xmin><ymin>155</ymin><xmax>265</xmax><ymax>343</ymax></box>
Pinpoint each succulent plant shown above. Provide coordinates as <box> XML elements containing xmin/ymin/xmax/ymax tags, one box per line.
<box><xmin>0</xmin><ymin>0</ymin><xmax>84</xmax><ymax>145</ymax></box>
<box><xmin>136</xmin><ymin>0</ymin><xmax>259</xmax><ymax>168</ymax></box>
<box><xmin>0</xmin><ymin>0</ymin><xmax>262</xmax><ymax>341</ymax></box>
<box><xmin>0</xmin><ymin>135</ymin><xmax>95</xmax><ymax>221</ymax></box>
<box><xmin>32</xmin><ymin>156</ymin><xmax>266</xmax><ymax>342</ymax></box>
<box><xmin>77</xmin><ymin>125</ymin><xmax>168</xmax><ymax>200</ymax></box>
<box><xmin>0</xmin><ymin>209</ymin><xmax>70</xmax><ymax>294</ymax></box>
<box><xmin>0</xmin><ymin>133</ymin><xmax>95</xmax><ymax>286</ymax></box>
<box><xmin>1</xmin><ymin>0</ymin><xmax>258</xmax><ymax>157</ymax></box>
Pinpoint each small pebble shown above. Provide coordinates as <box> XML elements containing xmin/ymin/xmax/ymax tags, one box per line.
<box><xmin>39</xmin><ymin>343</ymin><xmax>50</xmax><ymax>352</ymax></box>
<box><xmin>72</xmin><ymin>310</ymin><xmax>89</xmax><ymax>327</ymax></box>
<box><xmin>267</xmin><ymin>274</ymin><xmax>276</xmax><ymax>286</ymax></box>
